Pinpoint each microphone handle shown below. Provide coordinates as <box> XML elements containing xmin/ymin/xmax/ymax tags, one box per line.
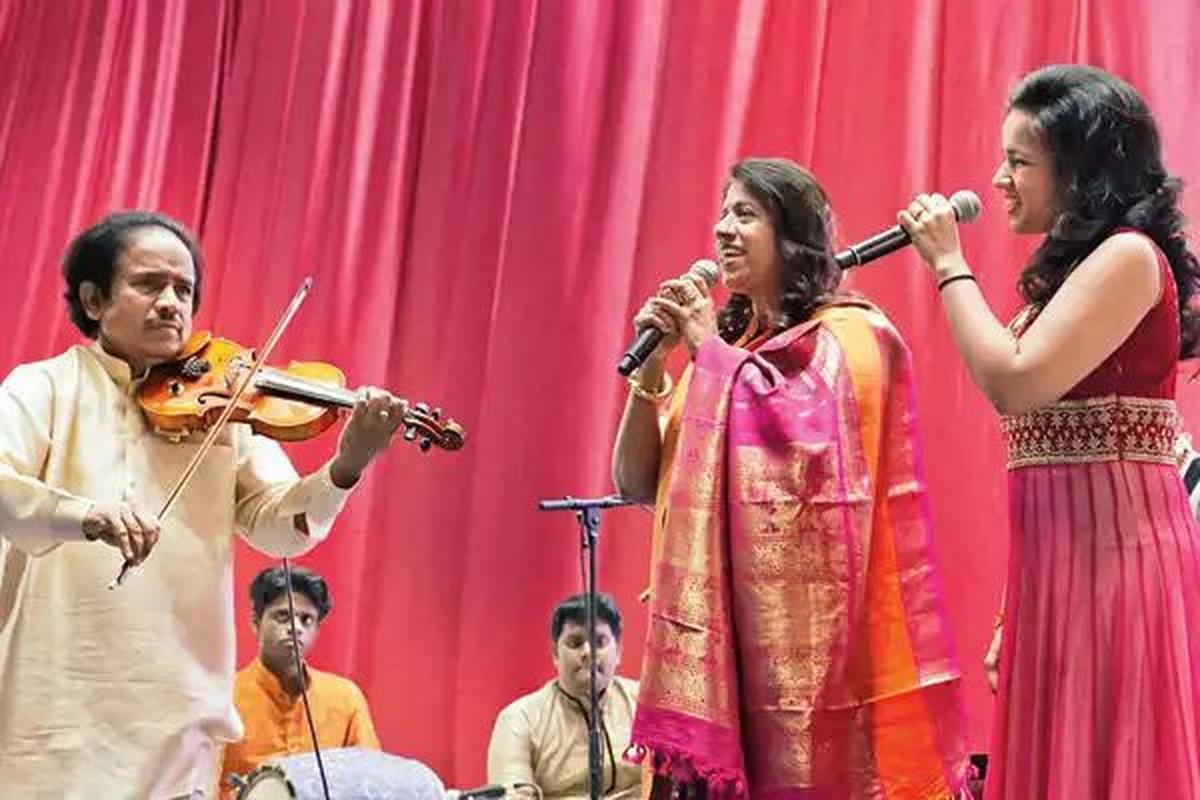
<box><xmin>835</xmin><ymin>225</ymin><xmax>910</xmax><ymax>269</ymax></box>
<box><xmin>617</xmin><ymin>327</ymin><xmax>665</xmax><ymax>376</ymax></box>
<box><xmin>618</xmin><ymin>260</ymin><xmax>720</xmax><ymax>376</ymax></box>
<box><xmin>836</xmin><ymin>193</ymin><xmax>977</xmax><ymax>270</ymax></box>
<box><xmin>458</xmin><ymin>785</ymin><xmax>508</xmax><ymax>799</ymax></box>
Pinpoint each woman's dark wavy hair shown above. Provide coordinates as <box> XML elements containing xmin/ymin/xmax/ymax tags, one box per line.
<box><xmin>716</xmin><ymin>158</ymin><xmax>841</xmax><ymax>343</ymax></box>
<box><xmin>1010</xmin><ymin>64</ymin><xmax>1200</xmax><ymax>357</ymax></box>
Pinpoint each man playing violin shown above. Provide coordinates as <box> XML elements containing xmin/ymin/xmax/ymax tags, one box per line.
<box><xmin>0</xmin><ymin>211</ymin><xmax>407</xmax><ymax>798</ymax></box>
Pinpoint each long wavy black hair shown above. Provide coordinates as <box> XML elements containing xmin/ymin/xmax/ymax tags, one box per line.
<box><xmin>716</xmin><ymin>158</ymin><xmax>842</xmax><ymax>343</ymax></box>
<box><xmin>1009</xmin><ymin>64</ymin><xmax>1200</xmax><ymax>357</ymax></box>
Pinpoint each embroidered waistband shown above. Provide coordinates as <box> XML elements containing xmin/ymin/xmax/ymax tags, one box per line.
<box><xmin>1001</xmin><ymin>395</ymin><xmax>1180</xmax><ymax>469</ymax></box>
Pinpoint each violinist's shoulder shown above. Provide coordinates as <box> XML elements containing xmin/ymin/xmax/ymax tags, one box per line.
<box><xmin>2</xmin><ymin>346</ymin><xmax>81</xmax><ymax>386</ymax></box>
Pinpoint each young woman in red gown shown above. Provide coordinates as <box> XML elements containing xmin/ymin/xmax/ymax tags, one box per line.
<box><xmin>901</xmin><ymin>64</ymin><xmax>1200</xmax><ymax>799</ymax></box>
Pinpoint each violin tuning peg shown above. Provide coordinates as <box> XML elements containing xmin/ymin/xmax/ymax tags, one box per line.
<box><xmin>419</xmin><ymin>438</ymin><xmax>432</xmax><ymax>452</ymax></box>
<box><xmin>404</xmin><ymin>426</ymin><xmax>417</xmax><ymax>442</ymax></box>
<box><xmin>414</xmin><ymin>402</ymin><xmax>430</xmax><ymax>415</ymax></box>
<box><xmin>432</xmin><ymin>407</ymin><xmax>442</xmax><ymax>420</ymax></box>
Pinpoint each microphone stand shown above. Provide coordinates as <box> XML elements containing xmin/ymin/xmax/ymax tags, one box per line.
<box><xmin>537</xmin><ymin>494</ymin><xmax>635</xmax><ymax>800</ymax></box>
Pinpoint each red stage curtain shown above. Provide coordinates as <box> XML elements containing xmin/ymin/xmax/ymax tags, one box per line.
<box><xmin>2</xmin><ymin>0</ymin><xmax>1198</xmax><ymax>787</ymax></box>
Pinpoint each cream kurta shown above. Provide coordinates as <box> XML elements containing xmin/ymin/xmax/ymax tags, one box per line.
<box><xmin>487</xmin><ymin>677</ymin><xmax>640</xmax><ymax>800</ymax></box>
<box><xmin>0</xmin><ymin>343</ymin><xmax>352</xmax><ymax>799</ymax></box>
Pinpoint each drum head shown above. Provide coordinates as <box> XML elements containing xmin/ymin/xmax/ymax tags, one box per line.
<box><xmin>237</xmin><ymin>765</ymin><xmax>296</xmax><ymax>800</ymax></box>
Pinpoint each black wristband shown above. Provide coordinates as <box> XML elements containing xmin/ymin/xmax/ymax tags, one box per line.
<box><xmin>937</xmin><ymin>273</ymin><xmax>977</xmax><ymax>291</ymax></box>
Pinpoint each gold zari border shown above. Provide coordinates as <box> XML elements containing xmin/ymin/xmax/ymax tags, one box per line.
<box><xmin>1001</xmin><ymin>395</ymin><xmax>1180</xmax><ymax>469</ymax></box>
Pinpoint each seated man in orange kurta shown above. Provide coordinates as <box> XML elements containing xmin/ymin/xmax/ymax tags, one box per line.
<box><xmin>220</xmin><ymin>566</ymin><xmax>380</xmax><ymax>794</ymax></box>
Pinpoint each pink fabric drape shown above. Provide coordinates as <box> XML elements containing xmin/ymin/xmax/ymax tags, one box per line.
<box><xmin>633</xmin><ymin>304</ymin><xmax>967</xmax><ymax>797</ymax></box>
<box><xmin>2</xmin><ymin>0</ymin><xmax>1199</xmax><ymax>787</ymax></box>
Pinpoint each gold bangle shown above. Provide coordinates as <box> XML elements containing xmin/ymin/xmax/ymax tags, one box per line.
<box><xmin>628</xmin><ymin>370</ymin><xmax>673</xmax><ymax>403</ymax></box>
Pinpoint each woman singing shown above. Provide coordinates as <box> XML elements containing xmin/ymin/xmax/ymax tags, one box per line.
<box><xmin>613</xmin><ymin>158</ymin><xmax>969</xmax><ymax>798</ymax></box>
<box><xmin>901</xmin><ymin>65</ymin><xmax>1200</xmax><ymax>799</ymax></box>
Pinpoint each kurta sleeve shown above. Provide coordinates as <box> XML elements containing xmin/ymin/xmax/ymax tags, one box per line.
<box><xmin>0</xmin><ymin>365</ymin><xmax>92</xmax><ymax>555</ymax></box>
<box><xmin>234</xmin><ymin>428</ymin><xmax>353</xmax><ymax>557</ymax></box>
<box><xmin>487</xmin><ymin>702</ymin><xmax>537</xmax><ymax>791</ymax></box>
<box><xmin>345</xmin><ymin>683</ymin><xmax>381</xmax><ymax>750</ymax></box>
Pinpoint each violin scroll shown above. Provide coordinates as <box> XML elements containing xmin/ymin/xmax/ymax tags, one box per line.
<box><xmin>403</xmin><ymin>402</ymin><xmax>465</xmax><ymax>452</ymax></box>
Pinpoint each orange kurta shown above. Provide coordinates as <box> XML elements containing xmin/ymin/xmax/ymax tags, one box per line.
<box><xmin>219</xmin><ymin>658</ymin><xmax>380</xmax><ymax>794</ymax></box>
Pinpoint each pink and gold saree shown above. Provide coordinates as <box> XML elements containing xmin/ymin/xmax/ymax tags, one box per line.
<box><xmin>632</xmin><ymin>301</ymin><xmax>968</xmax><ymax>799</ymax></box>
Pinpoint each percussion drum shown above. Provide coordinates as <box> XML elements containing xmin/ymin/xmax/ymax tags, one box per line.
<box><xmin>269</xmin><ymin>747</ymin><xmax>445</xmax><ymax>799</ymax></box>
<box><xmin>235</xmin><ymin>765</ymin><xmax>297</xmax><ymax>800</ymax></box>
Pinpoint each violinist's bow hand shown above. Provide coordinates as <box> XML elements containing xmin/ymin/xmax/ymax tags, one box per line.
<box><xmin>84</xmin><ymin>501</ymin><xmax>162</xmax><ymax>589</ymax></box>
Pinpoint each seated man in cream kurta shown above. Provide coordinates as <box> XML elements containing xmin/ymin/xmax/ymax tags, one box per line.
<box><xmin>0</xmin><ymin>212</ymin><xmax>408</xmax><ymax>799</ymax></box>
<box><xmin>487</xmin><ymin>593</ymin><xmax>640</xmax><ymax>800</ymax></box>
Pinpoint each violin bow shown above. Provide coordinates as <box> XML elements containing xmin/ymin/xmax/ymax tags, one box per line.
<box><xmin>110</xmin><ymin>277</ymin><xmax>315</xmax><ymax>589</ymax></box>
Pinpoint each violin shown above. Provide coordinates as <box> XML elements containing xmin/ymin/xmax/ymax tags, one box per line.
<box><xmin>112</xmin><ymin>277</ymin><xmax>460</xmax><ymax>589</ymax></box>
<box><xmin>138</xmin><ymin>331</ymin><xmax>465</xmax><ymax>452</ymax></box>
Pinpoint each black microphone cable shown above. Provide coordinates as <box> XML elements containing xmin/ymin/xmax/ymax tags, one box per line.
<box><xmin>282</xmin><ymin>557</ymin><xmax>332</xmax><ymax>800</ymax></box>
<box><xmin>554</xmin><ymin>682</ymin><xmax>618</xmax><ymax>794</ymax></box>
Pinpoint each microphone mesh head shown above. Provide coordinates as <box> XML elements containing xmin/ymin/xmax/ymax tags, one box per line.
<box><xmin>950</xmin><ymin>190</ymin><xmax>983</xmax><ymax>223</ymax></box>
<box><xmin>689</xmin><ymin>258</ymin><xmax>720</xmax><ymax>287</ymax></box>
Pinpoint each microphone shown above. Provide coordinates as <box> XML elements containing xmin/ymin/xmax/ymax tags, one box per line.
<box><xmin>835</xmin><ymin>190</ymin><xmax>982</xmax><ymax>269</ymax></box>
<box><xmin>450</xmin><ymin>784</ymin><xmax>509</xmax><ymax>799</ymax></box>
<box><xmin>617</xmin><ymin>259</ymin><xmax>720</xmax><ymax>376</ymax></box>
